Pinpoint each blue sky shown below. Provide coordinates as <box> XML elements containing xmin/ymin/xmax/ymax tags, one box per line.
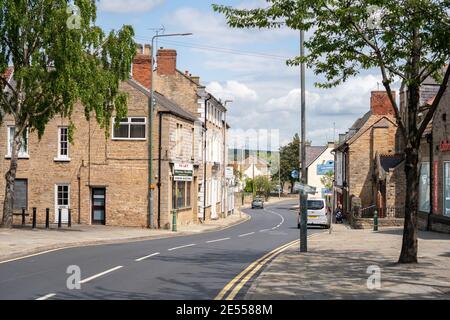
<box><xmin>96</xmin><ymin>0</ymin><xmax>386</xmax><ymax>148</ymax></box>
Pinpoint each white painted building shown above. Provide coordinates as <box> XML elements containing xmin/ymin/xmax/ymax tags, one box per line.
<box><xmin>305</xmin><ymin>143</ymin><xmax>335</xmax><ymax>199</ymax></box>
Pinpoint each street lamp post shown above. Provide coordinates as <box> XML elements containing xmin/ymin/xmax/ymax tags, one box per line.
<box><xmin>299</xmin><ymin>30</ymin><xmax>308</xmax><ymax>252</ymax></box>
<box><xmin>148</xmin><ymin>32</ymin><xmax>193</xmax><ymax>229</ymax></box>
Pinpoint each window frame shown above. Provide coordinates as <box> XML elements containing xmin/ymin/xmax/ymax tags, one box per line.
<box><xmin>112</xmin><ymin>117</ymin><xmax>147</xmax><ymax>141</ymax></box>
<box><xmin>172</xmin><ymin>180</ymin><xmax>192</xmax><ymax>210</ymax></box>
<box><xmin>55</xmin><ymin>126</ymin><xmax>71</xmax><ymax>161</ymax></box>
<box><xmin>443</xmin><ymin>162</ymin><xmax>450</xmax><ymax>217</ymax></box>
<box><xmin>6</xmin><ymin>126</ymin><xmax>29</xmax><ymax>159</ymax></box>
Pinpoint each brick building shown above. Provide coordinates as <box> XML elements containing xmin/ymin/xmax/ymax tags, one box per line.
<box><xmin>0</xmin><ymin>44</ymin><xmax>229</xmax><ymax>228</ymax></box>
<box><xmin>334</xmin><ymin>91</ymin><xmax>405</xmax><ymax>223</ymax></box>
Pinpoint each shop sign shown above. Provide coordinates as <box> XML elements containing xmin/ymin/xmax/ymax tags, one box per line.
<box><xmin>440</xmin><ymin>140</ymin><xmax>450</xmax><ymax>152</ymax></box>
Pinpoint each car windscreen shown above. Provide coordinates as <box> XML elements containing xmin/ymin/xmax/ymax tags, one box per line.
<box><xmin>307</xmin><ymin>200</ymin><xmax>325</xmax><ymax>210</ymax></box>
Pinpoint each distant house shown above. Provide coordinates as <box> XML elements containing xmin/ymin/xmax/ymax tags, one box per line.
<box><xmin>334</xmin><ymin>91</ymin><xmax>405</xmax><ymax>222</ymax></box>
<box><xmin>240</xmin><ymin>155</ymin><xmax>271</xmax><ymax>180</ymax></box>
<box><xmin>304</xmin><ymin>143</ymin><xmax>335</xmax><ymax>198</ymax></box>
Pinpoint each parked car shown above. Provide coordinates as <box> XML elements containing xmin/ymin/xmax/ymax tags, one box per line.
<box><xmin>251</xmin><ymin>198</ymin><xmax>264</xmax><ymax>209</ymax></box>
<box><xmin>297</xmin><ymin>198</ymin><xmax>330</xmax><ymax>229</ymax></box>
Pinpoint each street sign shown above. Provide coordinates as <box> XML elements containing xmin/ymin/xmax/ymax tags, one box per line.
<box><xmin>225</xmin><ymin>167</ymin><xmax>234</xmax><ymax>179</ymax></box>
<box><xmin>173</xmin><ymin>163</ymin><xmax>194</xmax><ymax>182</ymax></box>
<box><xmin>294</xmin><ymin>182</ymin><xmax>317</xmax><ymax>194</ymax></box>
<box><xmin>291</xmin><ymin>170</ymin><xmax>299</xmax><ymax>180</ymax></box>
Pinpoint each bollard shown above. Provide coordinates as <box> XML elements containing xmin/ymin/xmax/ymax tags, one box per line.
<box><xmin>374</xmin><ymin>209</ymin><xmax>379</xmax><ymax>232</ymax></box>
<box><xmin>172</xmin><ymin>210</ymin><xmax>177</xmax><ymax>232</ymax></box>
<box><xmin>45</xmin><ymin>208</ymin><xmax>50</xmax><ymax>229</ymax></box>
<box><xmin>32</xmin><ymin>207</ymin><xmax>37</xmax><ymax>229</ymax></box>
<box><xmin>22</xmin><ymin>207</ymin><xmax>26</xmax><ymax>226</ymax></box>
<box><xmin>58</xmin><ymin>209</ymin><xmax>62</xmax><ymax>228</ymax></box>
<box><xmin>68</xmin><ymin>209</ymin><xmax>72</xmax><ymax>228</ymax></box>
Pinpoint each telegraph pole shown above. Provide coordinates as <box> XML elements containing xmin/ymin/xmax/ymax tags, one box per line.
<box><xmin>299</xmin><ymin>30</ymin><xmax>308</xmax><ymax>253</ymax></box>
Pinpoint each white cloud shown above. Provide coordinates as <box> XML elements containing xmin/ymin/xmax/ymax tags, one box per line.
<box><xmin>164</xmin><ymin>7</ymin><xmax>295</xmax><ymax>46</ymax></box>
<box><xmin>98</xmin><ymin>0</ymin><xmax>164</xmax><ymax>13</ymax></box>
<box><xmin>207</xmin><ymin>81</ymin><xmax>258</xmax><ymax>102</ymax></box>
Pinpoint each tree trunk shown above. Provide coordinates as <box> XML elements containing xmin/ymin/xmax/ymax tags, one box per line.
<box><xmin>399</xmin><ymin>147</ymin><xmax>420</xmax><ymax>263</ymax></box>
<box><xmin>1</xmin><ymin>133</ymin><xmax>21</xmax><ymax>228</ymax></box>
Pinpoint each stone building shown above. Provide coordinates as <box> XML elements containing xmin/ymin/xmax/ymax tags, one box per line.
<box><xmin>415</xmin><ymin>70</ymin><xmax>450</xmax><ymax>233</ymax></box>
<box><xmin>0</xmin><ymin>48</ymin><xmax>213</xmax><ymax>228</ymax></box>
<box><xmin>139</xmin><ymin>46</ymin><xmax>230</xmax><ymax>221</ymax></box>
<box><xmin>334</xmin><ymin>91</ymin><xmax>405</xmax><ymax>224</ymax></box>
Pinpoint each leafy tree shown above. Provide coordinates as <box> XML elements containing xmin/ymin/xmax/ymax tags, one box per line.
<box><xmin>279</xmin><ymin>134</ymin><xmax>300</xmax><ymax>192</ymax></box>
<box><xmin>0</xmin><ymin>1</ymin><xmax>135</xmax><ymax>228</ymax></box>
<box><xmin>213</xmin><ymin>0</ymin><xmax>450</xmax><ymax>264</ymax></box>
<box><xmin>254</xmin><ymin>175</ymin><xmax>272</xmax><ymax>200</ymax></box>
<box><xmin>244</xmin><ymin>178</ymin><xmax>254</xmax><ymax>193</ymax></box>
<box><xmin>320</xmin><ymin>171</ymin><xmax>334</xmax><ymax>191</ymax></box>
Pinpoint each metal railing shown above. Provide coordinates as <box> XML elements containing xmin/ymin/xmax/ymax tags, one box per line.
<box><xmin>355</xmin><ymin>205</ymin><xmax>404</xmax><ymax>219</ymax></box>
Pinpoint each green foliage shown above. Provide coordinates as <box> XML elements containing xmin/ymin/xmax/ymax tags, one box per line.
<box><xmin>213</xmin><ymin>0</ymin><xmax>450</xmax><ymax>141</ymax></box>
<box><xmin>0</xmin><ymin>0</ymin><xmax>136</xmax><ymax>140</ymax></box>
<box><xmin>279</xmin><ymin>134</ymin><xmax>300</xmax><ymax>191</ymax></box>
<box><xmin>244</xmin><ymin>178</ymin><xmax>254</xmax><ymax>193</ymax></box>
<box><xmin>320</xmin><ymin>171</ymin><xmax>334</xmax><ymax>191</ymax></box>
<box><xmin>253</xmin><ymin>175</ymin><xmax>272</xmax><ymax>200</ymax></box>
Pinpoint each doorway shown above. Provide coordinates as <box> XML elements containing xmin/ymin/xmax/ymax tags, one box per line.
<box><xmin>92</xmin><ymin>188</ymin><xmax>106</xmax><ymax>225</ymax></box>
<box><xmin>55</xmin><ymin>184</ymin><xmax>70</xmax><ymax>223</ymax></box>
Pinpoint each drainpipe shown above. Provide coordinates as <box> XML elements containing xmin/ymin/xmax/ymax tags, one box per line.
<box><xmin>157</xmin><ymin>111</ymin><xmax>171</xmax><ymax>229</ymax></box>
<box><xmin>427</xmin><ymin>132</ymin><xmax>433</xmax><ymax>231</ymax></box>
<box><xmin>204</xmin><ymin>94</ymin><xmax>212</xmax><ymax>221</ymax></box>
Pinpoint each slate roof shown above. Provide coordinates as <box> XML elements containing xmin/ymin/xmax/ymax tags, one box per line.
<box><xmin>127</xmin><ymin>79</ymin><xmax>198</xmax><ymax>122</ymax></box>
<box><xmin>305</xmin><ymin>146</ymin><xmax>327</xmax><ymax>169</ymax></box>
<box><xmin>380</xmin><ymin>154</ymin><xmax>404</xmax><ymax>172</ymax></box>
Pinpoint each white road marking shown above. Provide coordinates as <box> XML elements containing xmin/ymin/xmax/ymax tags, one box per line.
<box><xmin>36</xmin><ymin>293</ymin><xmax>56</xmax><ymax>300</ymax></box>
<box><xmin>135</xmin><ymin>252</ymin><xmax>160</xmax><ymax>262</ymax></box>
<box><xmin>168</xmin><ymin>244</ymin><xmax>196</xmax><ymax>251</ymax></box>
<box><xmin>206</xmin><ymin>238</ymin><xmax>230</xmax><ymax>244</ymax></box>
<box><xmin>79</xmin><ymin>266</ymin><xmax>123</xmax><ymax>284</ymax></box>
<box><xmin>260</xmin><ymin>229</ymin><xmax>270</xmax><ymax>232</ymax></box>
<box><xmin>239</xmin><ymin>232</ymin><xmax>255</xmax><ymax>238</ymax></box>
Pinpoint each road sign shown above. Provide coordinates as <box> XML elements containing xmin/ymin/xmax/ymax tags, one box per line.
<box><xmin>294</xmin><ymin>182</ymin><xmax>317</xmax><ymax>194</ymax></box>
<box><xmin>291</xmin><ymin>170</ymin><xmax>299</xmax><ymax>180</ymax></box>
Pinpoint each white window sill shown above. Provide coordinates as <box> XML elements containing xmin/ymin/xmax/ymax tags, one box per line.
<box><xmin>54</xmin><ymin>157</ymin><xmax>71</xmax><ymax>162</ymax></box>
<box><xmin>5</xmin><ymin>155</ymin><xmax>29</xmax><ymax>160</ymax></box>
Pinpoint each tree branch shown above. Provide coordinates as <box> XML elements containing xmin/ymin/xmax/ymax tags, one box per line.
<box><xmin>418</xmin><ymin>65</ymin><xmax>450</xmax><ymax>138</ymax></box>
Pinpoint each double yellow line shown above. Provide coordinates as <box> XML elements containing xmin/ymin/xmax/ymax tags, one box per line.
<box><xmin>214</xmin><ymin>239</ymin><xmax>300</xmax><ymax>300</ymax></box>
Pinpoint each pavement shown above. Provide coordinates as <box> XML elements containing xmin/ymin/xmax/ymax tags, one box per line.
<box><xmin>245</xmin><ymin>223</ymin><xmax>450</xmax><ymax>300</ymax></box>
<box><xmin>0</xmin><ymin>199</ymin><xmax>314</xmax><ymax>300</ymax></box>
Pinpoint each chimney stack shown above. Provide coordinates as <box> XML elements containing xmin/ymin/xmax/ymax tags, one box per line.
<box><xmin>157</xmin><ymin>49</ymin><xmax>177</xmax><ymax>76</ymax></box>
<box><xmin>132</xmin><ymin>43</ymin><xmax>152</xmax><ymax>89</ymax></box>
<box><xmin>371</xmin><ymin>91</ymin><xmax>396</xmax><ymax>115</ymax></box>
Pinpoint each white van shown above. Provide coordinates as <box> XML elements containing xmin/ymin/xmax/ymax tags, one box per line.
<box><xmin>297</xmin><ymin>198</ymin><xmax>330</xmax><ymax>229</ymax></box>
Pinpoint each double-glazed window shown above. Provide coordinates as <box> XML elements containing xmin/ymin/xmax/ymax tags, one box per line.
<box><xmin>7</xmin><ymin>126</ymin><xmax>28</xmax><ymax>158</ymax></box>
<box><xmin>112</xmin><ymin>117</ymin><xmax>146</xmax><ymax>140</ymax></box>
<box><xmin>418</xmin><ymin>163</ymin><xmax>430</xmax><ymax>213</ymax></box>
<box><xmin>172</xmin><ymin>181</ymin><xmax>192</xmax><ymax>210</ymax></box>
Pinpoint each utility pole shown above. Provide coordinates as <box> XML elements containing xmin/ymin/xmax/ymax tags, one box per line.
<box><xmin>148</xmin><ymin>31</ymin><xmax>192</xmax><ymax>229</ymax></box>
<box><xmin>299</xmin><ymin>30</ymin><xmax>308</xmax><ymax>253</ymax></box>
